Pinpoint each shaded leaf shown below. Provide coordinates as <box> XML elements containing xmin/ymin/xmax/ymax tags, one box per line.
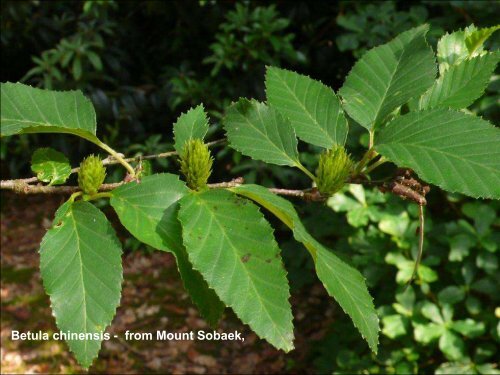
<box><xmin>87</xmin><ymin>51</ymin><xmax>103</xmax><ymax>71</ymax></box>
<box><xmin>438</xmin><ymin>286</ymin><xmax>466</xmax><ymax>305</ymax></box>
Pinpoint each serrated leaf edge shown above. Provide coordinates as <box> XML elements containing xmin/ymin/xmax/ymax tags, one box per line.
<box><xmin>39</xmin><ymin>202</ymin><xmax>123</xmax><ymax>369</ymax></box>
<box><xmin>177</xmin><ymin>190</ymin><xmax>295</xmax><ymax>352</ymax></box>
<box><xmin>264</xmin><ymin>66</ymin><xmax>349</xmax><ymax>146</ymax></box>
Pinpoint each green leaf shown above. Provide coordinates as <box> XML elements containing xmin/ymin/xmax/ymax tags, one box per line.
<box><xmin>451</xmin><ymin>319</ymin><xmax>485</xmax><ymax>338</ymax></box>
<box><xmin>477</xmin><ymin>364</ymin><xmax>500</xmax><ymax>375</ymax></box>
<box><xmin>87</xmin><ymin>51</ymin><xmax>103</xmax><ymax>71</ymax></box>
<box><xmin>449</xmin><ymin>234</ymin><xmax>476</xmax><ymax>262</ymax></box>
<box><xmin>378</xmin><ymin>211</ymin><xmax>409</xmax><ymax>238</ymax></box>
<box><xmin>1</xmin><ymin>82</ymin><xmax>97</xmax><ymax>141</ymax></box>
<box><xmin>223</xmin><ymin>98</ymin><xmax>300</xmax><ymax>167</ymax></box>
<box><xmin>382</xmin><ymin>314</ymin><xmax>407</xmax><ymax>339</ymax></box>
<box><xmin>73</xmin><ymin>57</ymin><xmax>82</xmax><ymax>80</ymax></box>
<box><xmin>437</xmin><ymin>30</ymin><xmax>468</xmax><ymax>74</ymax></box>
<box><xmin>39</xmin><ymin>201</ymin><xmax>122</xmax><ymax>368</ymax></box>
<box><xmin>315</xmin><ymin>245</ymin><xmax>380</xmax><ymax>352</ymax></box>
<box><xmin>438</xmin><ymin>286</ymin><xmax>466</xmax><ymax>305</ymax></box>
<box><xmin>265</xmin><ymin>66</ymin><xmax>348</xmax><ymax>148</ymax></box>
<box><xmin>178</xmin><ymin>189</ymin><xmax>294</xmax><ymax>351</ymax></box>
<box><xmin>375</xmin><ymin>109</ymin><xmax>500</xmax><ymax>199</ymax></box>
<box><xmin>110</xmin><ymin>174</ymin><xmax>224</xmax><ymax>327</ymax></box>
<box><xmin>230</xmin><ymin>184</ymin><xmax>379</xmax><ymax>353</ymax></box>
<box><xmin>462</xmin><ymin>202</ymin><xmax>496</xmax><ymax>235</ymax></box>
<box><xmin>347</xmin><ymin>206</ymin><xmax>370</xmax><ymax>227</ymax></box>
<box><xmin>421</xmin><ymin>301</ymin><xmax>444</xmax><ymax>324</ymax></box>
<box><xmin>31</xmin><ymin>147</ymin><xmax>72</xmax><ymax>185</ymax></box>
<box><xmin>436</xmin><ymin>25</ymin><xmax>498</xmax><ymax>75</ymax></box>
<box><xmin>414</xmin><ymin>322</ymin><xmax>444</xmax><ymax>344</ymax></box>
<box><xmin>394</xmin><ymin>286</ymin><xmax>415</xmax><ymax>315</ymax></box>
<box><xmin>173</xmin><ymin>104</ymin><xmax>209</xmax><ymax>154</ymax></box>
<box><xmin>465</xmin><ymin>24</ymin><xmax>500</xmax><ymax>56</ymax></box>
<box><xmin>339</xmin><ymin>25</ymin><xmax>435</xmax><ymax>131</ymax></box>
<box><xmin>436</xmin><ymin>362</ymin><xmax>476</xmax><ymax>375</ymax></box>
<box><xmin>439</xmin><ymin>330</ymin><xmax>466</xmax><ymax>361</ymax></box>
<box><xmin>419</xmin><ymin>53</ymin><xmax>499</xmax><ymax>110</ymax></box>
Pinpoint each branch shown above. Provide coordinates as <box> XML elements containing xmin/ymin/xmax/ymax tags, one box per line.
<box><xmin>0</xmin><ymin>176</ymin><xmax>327</xmax><ymax>202</ymax></box>
<box><xmin>0</xmin><ymin>180</ymin><xmax>123</xmax><ymax>194</ymax></box>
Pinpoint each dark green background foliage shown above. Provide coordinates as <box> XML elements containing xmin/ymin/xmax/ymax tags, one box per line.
<box><xmin>1</xmin><ymin>1</ymin><xmax>499</xmax><ymax>373</ymax></box>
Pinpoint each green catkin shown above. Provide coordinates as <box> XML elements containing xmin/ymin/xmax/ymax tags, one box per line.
<box><xmin>78</xmin><ymin>155</ymin><xmax>106</xmax><ymax>196</ymax></box>
<box><xmin>180</xmin><ymin>139</ymin><xmax>213</xmax><ymax>191</ymax></box>
<box><xmin>315</xmin><ymin>146</ymin><xmax>354</xmax><ymax>196</ymax></box>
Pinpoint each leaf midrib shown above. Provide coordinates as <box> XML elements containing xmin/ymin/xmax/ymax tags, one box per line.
<box><xmin>69</xmin><ymin>206</ymin><xmax>89</xmax><ymax>364</ymax></box>
<box><xmin>234</xmin><ymin>103</ymin><xmax>299</xmax><ymax>166</ymax></box>
<box><xmin>371</xmin><ymin>43</ymin><xmax>406</xmax><ymax>127</ymax></box>
<box><xmin>271</xmin><ymin>71</ymin><xmax>334</xmax><ymax>142</ymax></box>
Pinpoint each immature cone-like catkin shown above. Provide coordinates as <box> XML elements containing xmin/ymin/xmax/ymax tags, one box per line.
<box><xmin>180</xmin><ymin>139</ymin><xmax>213</xmax><ymax>191</ymax></box>
<box><xmin>316</xmin><ymin>146</ymin><xmax>354</xmax><ymax>196</ymax></box>
<box><xmin>78</xmin><ymin>155</ymin><xmax>106</xmax><ymax>196</ymax></box>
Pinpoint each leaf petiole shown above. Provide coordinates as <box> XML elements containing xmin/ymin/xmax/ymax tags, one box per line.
<box><xmin>365</xmin><ymin>156</ymin><xmax>388</xmax><ymax>174</ymax></box>
<box><xmin>68</xmin><ymin>191</ymin><xmax>82</xmax><ymax>203</ymax></box>
<box><xmin>93</xmin><ymin>139</ymin><xmax>136</xmax><ymax>178</ymax></box>
<box><xmin>83</xmin><ymin>192</ymin><xmax>113</xmax><ymax>201</ymax></box>
<box><xmin>295</xmin><ymin>161</ymin><xmax>316</xmax><ymax>182</ymax></box>
<box><xmin>355</xmin><ymin>147</ymin><xmax>378</xmax><ymax>175</ymax></box>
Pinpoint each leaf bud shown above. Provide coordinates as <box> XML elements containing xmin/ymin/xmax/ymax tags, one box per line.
<box><xmin>78</xmin><ymin>155</ymin><xmax>106</xmax><ymax>196</ymax></box>
<box><xmin>315</xmin><ymin>146</ymin><xmax>354</xmax><ymax>196</ymax></box>
<box><xmin>180</xmin><ymin>139</ymin><xmax>213</xmax><ymax>191</ymax></box>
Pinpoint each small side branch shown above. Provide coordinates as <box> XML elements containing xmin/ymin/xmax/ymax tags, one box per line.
<box><xmin>406</xmin><ymin>204</ymin><xmax>425</xmax><ymax>286</ymax></box>
<box><xmin>1</xmin><ymin>176</ymin><xmax>326</xmax><ymax>201</ymax></box>
<box><xmin>208</xmin><ymin>177</ymin><xmax>244</xmax><ymax>188</ymax></box>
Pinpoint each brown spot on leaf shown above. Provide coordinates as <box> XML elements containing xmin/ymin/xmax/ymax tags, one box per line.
<box><xmin>241</xmin><ymin>253</ymin><xmax>251</xmax><ymax>263</ymax></box>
